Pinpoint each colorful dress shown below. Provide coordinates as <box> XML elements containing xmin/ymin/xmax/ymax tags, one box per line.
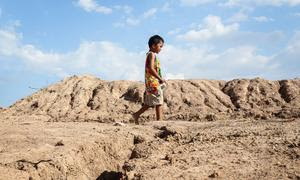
<box><xmin>145</xmin><ymin>52</ymin><xmax>162</xmax><ymax>95</ymax></box>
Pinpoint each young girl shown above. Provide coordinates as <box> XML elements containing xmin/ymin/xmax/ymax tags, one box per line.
<box><xmin>132</xmin><ymin>35</ymin><xmax>166</xmax><ymax>124</ymax></box>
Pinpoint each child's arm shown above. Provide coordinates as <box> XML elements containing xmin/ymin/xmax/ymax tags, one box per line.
<box><xmin>147</xmin><ymin>52</ymin><xmax>164</xmax><ymax>82</ymax></box>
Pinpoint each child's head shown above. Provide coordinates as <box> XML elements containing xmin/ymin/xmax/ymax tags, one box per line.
<box><xmin>148</xmin><ymin>35</ymin><xmax>164</xmax><ymax>53</ymax></box>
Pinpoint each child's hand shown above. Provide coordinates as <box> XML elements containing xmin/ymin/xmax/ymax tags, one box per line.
<box><xmin>159</xmin><ymin>79</ymin><xmax>167</xmax><ymax>84</ymax></box>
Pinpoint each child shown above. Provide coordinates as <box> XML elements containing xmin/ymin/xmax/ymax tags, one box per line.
<box><xmin>132</xmin><ymin>35</ymin><xmax>166</xmax><ymax>124</ymax></box>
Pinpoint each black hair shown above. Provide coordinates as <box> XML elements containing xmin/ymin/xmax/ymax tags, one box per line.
<box><xmin>148</xmin><ymin>35</ymin><xmax>164</xmax><ymax>48</ymax></box>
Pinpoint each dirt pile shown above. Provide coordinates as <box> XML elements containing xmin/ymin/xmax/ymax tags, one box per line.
<box><xmin>2</xmin><ymin>75</ymin><xmax>300</xmax><ymax>122</ymax></box>
<box><xmin>223</xmin><ymin>78</ymin><xmax>300</xmax><ymax>119</ymax></box>
<box><xmin>0</xmin><ymin>75</ymin><xmax>299</xmax><ymax>179</ymax></box>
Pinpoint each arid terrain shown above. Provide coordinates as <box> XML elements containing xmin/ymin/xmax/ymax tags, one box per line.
<box><xmin>0</xmin><ymin>75</ymin><xmax>299</xmax><ymax>180</ymax></box>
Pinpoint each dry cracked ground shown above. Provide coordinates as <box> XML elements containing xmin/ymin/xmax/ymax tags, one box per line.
<box><xmin>0</xmin><ymin>75</ymin><xmax>299</xmax><ymax>180</ymax></box>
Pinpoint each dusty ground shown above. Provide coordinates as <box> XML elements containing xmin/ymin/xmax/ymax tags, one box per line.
<box><xmin>0</xmin><ymin>75</ymin><xmax>299</xmax><ymax>179</ymax></box>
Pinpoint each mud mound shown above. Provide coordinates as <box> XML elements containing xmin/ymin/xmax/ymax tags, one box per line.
<box><xmin>223</xmin><ymin>78</ymin><xmax>300</xmax><ymax>119</ymax></box>
<box><xmin>2</xmin><ymin>75</ymin><xmax>300</xmax><ymax>122</ymax></box>
<box><xmin>279</xmin><ymin>79</ymin><xmax>300</xmax><ymax>105</ymax></box>
<box><xmin>0</xmin><ymin>75</ymin><xmax>299</xmax><ymax>179</ymax></box>
<box><xmin>4</xmin><ymin>75</ymin><xmax>144</xmax><ymax>122</ymax></box>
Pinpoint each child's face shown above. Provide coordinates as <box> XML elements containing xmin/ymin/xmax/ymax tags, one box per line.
<box><xmin>152</xmin><ymin>41</ymin><xmax>164</xmax><ymax>54</ymax></box>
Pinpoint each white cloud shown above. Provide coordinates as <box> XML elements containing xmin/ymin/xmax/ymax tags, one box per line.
<box><xmin>114</xmin><ymin>5</ymin><xmax>132</xmax><ymax>14</ymax></box>
<box><xmin>0</xmin><ymin>29</ymin><xmax>20</xmax><ymax>56</ymax></box>
<box><xmin>167</xmin><ymin>28</ymin><xmax>182</xmax><ymax>36</ymax></box>
<box><xmin>64</xmin><ymin>41</ymin><xmax>143</xmax><ymax>80</ymax></box>
<box><xmin>143</xmin><ymin>8</ymin><xmax>157</xmax><ymax>19</ymax></box>
<box><xmin>180</xmin><ymin>0</ymin><xmax>215</xmax><ymax>6</ymax></box>
<box><xmin>179</xmin><ymin>0</ymin><xmax>300</xmax><ymax>7</ymax></box>
<box><xmin>113</xmin><ymin>22</ymin><xmax>125</xmax><ymax>28</ymax></box>
<box><xmin>126</xmin><ymin>18</ymin><xmax>140</xmax><ymax>26</ymax></box>
<box><xmin>76</xmin><ymin>0</ymin><xmax>112</xmax><ymax>14</ymax></box>
<box><xmin>3</xmin><ymin>20</ymin><xmax>21</xmax><ymax>32</ymax></box>
<box><xmin>166</xmin><ymin>73</ymin><xmax>185</xmax><ymax>79</ymax></box>
<box><xmin>0</xmin><ymin>27</ymin><xmax>281</xmax><ymax>81</ymax></box>
<box><xmin>20</xmin><ymin>44</ymin><xmax>61</xmax><ymax>64</ymax></box>
<box><xmin>114</xmin><ymin>7</ymin><xmax>158</xmax><ymax>27</ymax></box>
<box><xmin>177</xmin><ymin>15</ymin><xmax>239</xmax><ymax>41</ymax></box>
<box><xmin>160</xmin><ymin>44</ymin><xmax>216</xmax><ymax>65</ymax></box>
<box><xmin>1</xmin><ymin>24</ymin><xmax>298</xmax><ymax>82</ymax></box>
<box><xmin>162</xmin><ymin>2</ymin><xmax>172</xmax><ymax>12</ymax></box>
<box><xmin>293</xmin><ymin>12</ymin><xmax>300</xmax><ymax>16</ymax></box>
<box><xmin>0</xmin><ymin>28</ymin><xmax>144</xmax><ymax>80</ymax></box>
<box><xmin>0</xmin><ymin>29</ymin><xmax>61</xmax><ymax>65</ymax></box>
<box><xmin>222</xmin><ymin>0</ymin><xmax>300</xmax><ymax>7</ymax></box>
<box><xmin>227</xmin><ymin>11</ymin><xmax>249</xmax><ymax>23</ymax></box>
<box><xmin>269</xmin><ymin>30</ymin><xmax>300</xmax><ymax>79</ymax></box>
<box><xmin>253</xmin><ymin>16</ymin><xmax>274</xmax><ymax>22</ymax></box>
<box><xmin>159</xmin><ymin>44</ymin><xmax>277</xmax><ymax>79</ymax></box>
<box><xmin>221</xmin><ymin>46</ymin><xmax>270</xmax><ymax>65</ymax></box>
<box><xmin>286</xmin><ymin>31</ymin><xmax>300</xmax><ymax>54</ymax></box>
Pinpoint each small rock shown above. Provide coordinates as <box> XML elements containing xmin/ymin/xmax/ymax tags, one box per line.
<box><xmin>205</xmin><ymin>114</ymin><xmax>217</xmax><ymax>121</ymax></box>
<box><xmin>55</xmin><ymin>140</ymin><xmax>64</xmax><ymax>146</ymax></box>
<box><xmin>134</xmin><ymin>135</ymin><xmax>145</xmax><ymax>144</ymax></box>
<box><xmin>31</xmin><ymin>102</ymin><xmax>39</xmax><ymax>109</ymax></box>
<box><xmin>122</xmin><ymin>162</ymin><xmax>136</xmax><ymax>172</ymax></box>
<box><xmin>129</xmin><ymin>145</ymin><xmax>149</xmax><ymax>159</ymax></box>
<box><xmin>113</xmin><ymin>122</ymin><xmax>126</xmax><ymax>126</ymax></box>
<box><xmin>163</xmin><ymin>154</ymin><xmax>173</xmax><ymax>164</ymax></box>
<box><xmin>208</xmin><ymin>171</ymin><xmax>219</xmax><ymax>178</ymax></box>
<box><xmin>156</xmin><ymin>126</ymin><xmax>177</xmax><ymax>140</ymax></box>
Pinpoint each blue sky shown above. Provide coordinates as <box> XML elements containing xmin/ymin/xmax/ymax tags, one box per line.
<box><xmin>0</xmin><ymin>0</ymin><xmax>300</xmax><ymax>107</ymax></box>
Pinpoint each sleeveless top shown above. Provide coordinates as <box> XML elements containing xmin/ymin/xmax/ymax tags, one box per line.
<box><xmin>145</xmin><ymin>52</ymin><xmax>162</xmax><ymax>95</ymax></box>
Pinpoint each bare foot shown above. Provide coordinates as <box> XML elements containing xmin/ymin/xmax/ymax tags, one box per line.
<box><xmin>132</xmin><ymin>113</ymin><xmax>139</xmax><ymax>125</ymax></box>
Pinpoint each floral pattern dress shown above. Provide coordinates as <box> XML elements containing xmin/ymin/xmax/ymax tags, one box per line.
<box><xmin>145</xmin><ymin>52</ymin><xmax>162</xmax><ymax>95</ymax></box>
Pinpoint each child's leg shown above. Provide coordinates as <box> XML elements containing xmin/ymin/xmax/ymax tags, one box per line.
<box><xmin>155</xmin><ymin>105</ymin><xmax>163</xmax><ymax>121</ymax></box>
<box><xmin>132</xmin><ymin>104</ymin><xmax>150</xmax><ymax>123</ymax></box>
